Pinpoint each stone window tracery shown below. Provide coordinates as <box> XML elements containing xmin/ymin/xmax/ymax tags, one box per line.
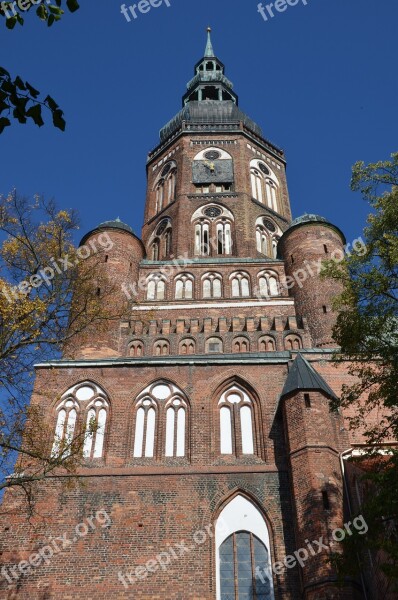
<box><xmin>218</xmin><ymin>385</ymin><xmax>255</xmax><ymax>456</ymax></box>
<box><xmin>257</xmin><ymin>270</ymin><xmax>280</xmax><ymax>298</ymax></box>
<box><xmin>146</xmin><ymin>273</ymin><xmax>166</xmax><ymax>301</ymax></box>
<box><xmin>202</xmin><ymin>273</ymin><xmax>223</xmax><ymax>299</ymax></box>
<box><xmin>250</xmin><ymin>159</ymin><xmax>280</xmax><ymax>213</ymax></box>
<box><xmin>230</xmin><ymin>272</ymin><xmax>250</xmax><ymax>298</ymax></box>
<box><xmin>175</xmin><ymin>273</ymin><xmax>194</xmax><ymax>299</ymax></box>
<box><xmin>133</xmin><ymin>382</ymin><xmax>188</xmax><ymax>459</ymax></box>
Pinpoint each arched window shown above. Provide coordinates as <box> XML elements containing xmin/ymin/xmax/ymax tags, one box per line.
<box><xmin>52</xmin><ymin>383</ymin><xmax>109</xmax><ymax>460</ymax></box>
<box><xmin>133</xmin><ymin>382</ymin><xmax>188</xmax><ymax>459</ymax></box>
<box><xmin>154</xmin><ymin>162</ymin><xmax>177</xmax><ymax>214</ymax></box>
<box><xmin>192</xmin><ymin>205</ymin><xmax>234</xmax><ymax>257</ymax></box>
<box><xmin>206</xmin><ymin>337</ymin><xmax>223</xmax><ymax>354</ymax></box>
<box><xmin>216</xmin><ymin>220</ymin><xmax>232</xmax><ymax>255</ymax></box>
<box><xmin>154</xmin><ymin>340</ymin><xmax>170</xmax><ymax>356</ymax></box>
<box><xmin>195</xmin><ymin>220</ymin><xmax>210</xmax><ymax>256</ymax></box>
<box><xmin>256</xmin><ymin>225</ymin><xmax>270</xmax><ymax>255</ymax></box>
<box><xmin>215</xmin><ymin>495</ymin><xmax>275</xmax><ymax>600</ymax></box>
<box><xmin>179</xmin><ymin>338</ymin><xmax>196</xmax><ymax>355</ymax></box>
<box><xmin>152</xmin><ymin>239</ymin><xmax>159</xmax><ymax>261</ymax></box>
<box><xmin>284</xmin><ymin>335</ymin><xmax>302</xmax><ymax>350</ymax></box>
<box><xmin>233</xmin><ymin>337</ymin><xmax>250</xmax><ymax>353</ymax></box>
<box><xmin>149</xmin><ymin>219</ymin><xmax>172</xmax><ymax>261</ymax></box>
<box><xmin>230</xmin><ymin>272</ymin><xmax>250</xmax><ymax>298</ymax></box>
<box><xmin>83</xmin><ymin>396</ymin><xmax>109</xmax><ymax>460</ymax></box>
<box><xmin>165</xmin><ymin>396</ymin><xmax>187</xmax><ymax>457</ymax></box>
<box><xmin>155</xmin><ymin>179</ymin><xmax>164</xmax><ymax>213</ymax></box>
<box><xmin>129</xmin><ymin>341</ymin><xmax>144</xmax><ymax>357</ymax></box>
<box><xmin>257</xmin><ymin>271</ymin><xmax>280</xmax><ymax>298</ymax></box>
<box><xmin>202</xmin><ymin>273</ymin><xmax>222</xmax><ymax>299</ymax></box>
<box><xmin>258</xmin><ymin>336</ymin><xmax>276</xmax><ymax>352</ymax></box>
<box><xmin>175</xmin><ymin>274</ymin><xmax>194</xmax><ymax>300</ymax></box>
<box><xmin>218</xmin><ymin>385</ymin><xmax>255</xmax><ymax>456</ymax></box>
<box><xmin>146</xmin><ymin>274</ymin><xmax>166</xmax><ymax>301</ymax></box>
<box><xmin>251</xmin><ymin>168</ymin><xmax>264</xmax><ymax>203</ymax></box>
<box><xmin>52</xmin><ymin>398</ymin><xmax>79</xmax><ymax>457</ymax></box>
<box><xmin>250</xmin><ymin>160</ymin><xmax>280</xmax><ymax>213</ymax></box>
<box><xmin>255</xmin><ymin>217</ymin><xmax>281</xmax><ymax>258</ymax></box>
<box><xmin>133</xmin><ymin>397</ymin><xmax>157</xmax><ymax>458</ymax></box>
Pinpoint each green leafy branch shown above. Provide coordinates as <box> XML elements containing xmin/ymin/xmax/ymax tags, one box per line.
<box><xmin>0</xmin><ymin>68</ymin><xmax>65</xmax><ymax>133</ymax></box>
<box><xmin>0</xmin><ymin>0</ymin><xmax>80</xmax><ymax>133</ymax></box>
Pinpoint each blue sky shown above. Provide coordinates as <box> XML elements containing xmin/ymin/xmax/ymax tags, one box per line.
<box><xmin>1</xmin><ymin>0</ymin><xmax>397</xmax><ymax>245</ymax></box>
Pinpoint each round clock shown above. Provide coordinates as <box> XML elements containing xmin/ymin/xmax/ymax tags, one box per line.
<box><xmin>259</xmin><ymin>163</ymin><xmax>270</xmax><ymax>175</ymax></box>
<box><xmin>263</xmin><ymin>218</ymin><xmax>276</xmax><ymax>232</ymax></box>
<box><xmin>204</xmin><ymin>206</ymin><xmax>222</xmax><ymax>218</ymax></box>
<box><xmin>204</xmin><ymin>150</ymin><xmax>221</xmax><ymax>161</ymax></box>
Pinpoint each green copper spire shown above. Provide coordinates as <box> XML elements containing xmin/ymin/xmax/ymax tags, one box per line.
<box><xmin>205</xmin><ymin>26</ymin><xmax>215</xmax><ymax>57</ymax></box>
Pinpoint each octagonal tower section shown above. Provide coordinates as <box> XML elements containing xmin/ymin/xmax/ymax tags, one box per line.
<box><xmin>278</xmin><ymin>215</ymin><xmax>346</xmax><ymax>348</ymax></box>
<box><xmin>64</xmin><ymin>219</ymin><xmax>145</xmax><ymax>359</ymax></box>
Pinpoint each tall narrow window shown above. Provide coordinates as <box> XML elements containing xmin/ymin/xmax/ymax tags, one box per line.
<box><xmin>230</xmin><ymin>272</ymin><xmax>250</xmax><ymax>298</ymax></box>
<box><xmin>83</xmin><ymin>398</ymin><xmax>109</xmax><ymax>460</ymax></box>
<box><xmin>165</xmin><ymin>397</ymin><xmax>187</xmax><ymax>457</ymax></box>
<box><xmin>133</xmin><ymin>399</ymin><xmax>157</xmax><ymax>458</ymax></box>
<box><xmin>155</xmin><ymin>180</ymin><xmax>164</xmax><ymax>213</ymax></box>
<box><xmin>195</xmin><ymin>221</ymin><xmax>210</xmax><ymax>256</ymax></box>
<box><xmin>218</xmin><ymin>385</ymin><xmax>255</xmax><ymax>456</ymax></box>
<box><xmin>133</xmin><ymin>382</ymin><xmax>189</xmax><ymax>460</ymax></box>
<box><xmin>202</xmin><ymin>273</ymin><xmax>222</xmax><ymax>299</ymax></box>
<box><xmin>215</xmin><ymin>495</ymin><xmax>275</xmax><ymax>600</ymax></box>
<box><xmin>216</xmin><ymin>221</ymin><xmax>232</xmax><ymax>255</ymax></box>
<box><xmin>175</xmin><ymin>274</ymin><xmax>194</xmax><ymax>299</ymax></box>
<box><xmin>258</xmin><ymin>271</ymin><xmax>280</xmax><ymax>298</ymax></box>
<box><xmin>146</xmin><ymin>274</ymin><xmax>166</xmax><ymax>300</ymax></box>
<box><xmin>52</xmin><ymin>399</ymin><xmax>78</xmax><ymax>457</ymax></box>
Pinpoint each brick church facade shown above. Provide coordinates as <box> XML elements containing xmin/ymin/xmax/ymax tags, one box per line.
<box><xmin>0</xmin><ymin>30</ymin><xmax>386</xmax><ymax>600</ymax></box>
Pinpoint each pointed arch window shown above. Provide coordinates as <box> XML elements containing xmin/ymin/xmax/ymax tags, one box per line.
<box><xmin>230</xmin><ymin>272</ymin><xmax>250</xmax><ymax>298</ymax></box>
<box><xmin>284</xmin><ymin>335</ymin><xmax>302</xmax><ymax>350</ymax></box>
<box><xmin>192</xmin><ymin>205</ymin><xmax>234</xmax><ymax>257</ymax></box>
<box><xmin>52</xmin><ymin>383</ymin><xmax>109</xmax><ymax>460</ymax></box>
<box><xmin>257</xmin><ymin>271</ymin><xmax>280</xmax><ymax>298</ymax></box>
<box><xmin>133</xmin><ymin>382</ymin><xmax>189</xmax><ymax>459</ymax></box>
<box><xmin>154</xmin><ymin>340</ymin><xmax>170</xmax><ymax>356</ymax></box>
<box><xmin>133</xmin><ymin>397</ymin><xmax>157</xmax><ymax>458</ymax></box>
<box><xmin>83</xmin><ymin>397</ymin><xmax>109</xmax><ymax>460</ymax></box>
<box><xmin>179</xmin><ymin>338</ymin><xmax>195</xmax><ymax>355</ymax></box>
<box><xmin>152</xmin><ymin>239</ymin><xmax>160</xmax><ymax>261</ymax></box>
<box><xmin>52</xmin><ymin>398</ymin><xmax>79</xmax><ymax>457</ymax></box>
<box><xmin>215</xmin><ymin>494</ymin><xmax>274</xmax><ymax>600</ymax></box>
<box><xmin>203</xmin><ymin>273</ymin><xmax>222</xmax><ymax>299</ymax></box>
<box><xmin>146</xmin><ymin>274</ymin><xmax>166</xmax><ymax>301</ymax></box>
<box><xmin>250</xmin><ymin>160</ymin><xmax>280</xmax><ymax>213</ymax></box>
<box><xmin>129</xmin><ymin>341</ymin><xmax>144</xmax><ymax>357</ymax></box>
<box><xmin>233</xmin><ymin>337</ymin><xmax>250</xmax><ymax>353</ymax></box>
<box><xmin>258</xmin><ymin>336</ymin><xmax>276</xmax><ymax>352</ymax></box>
<box><xmin>256</xmin><ymin>226</ymin><xmax>270</xmax><ymax>255</ymax></box>
<box><xmin>165</xmin><ymin>396</ymin><xmax>187</xmax><ymax>457</ymax></box>
<box><xmin>216</xmin><ymin>220</ymin><xmax>232</xmax><ymax>255</ymax></box>
<box><xmin>195</xmin><ymin>220</ymin><xmax>210</xmax><ymax>256</ymax></box>
<box><xmin>175</xmin><ymin>274</ymin><xmax>194</xmax><ymax>299</ymax></box>
<box><xmin>218</xmin><ymin>386</ymin><xmax>255</xmax><ymax>456</ymax></box>
<box><xmin>155</xmin><ymin>180</ymin><xmax>165</xmax><ymax>213</ymax></box>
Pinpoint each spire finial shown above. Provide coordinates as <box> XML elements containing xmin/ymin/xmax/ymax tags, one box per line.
<box><xmin>205</xmin><ymin>26</ymin><xmax>215</xmax><ymax>57</ymax></box>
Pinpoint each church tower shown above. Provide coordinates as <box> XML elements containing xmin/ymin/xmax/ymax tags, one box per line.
<box><xmin>0</xmin><ymin>30</ymin><xmax>369</xmax><ymax>600</ymax></box>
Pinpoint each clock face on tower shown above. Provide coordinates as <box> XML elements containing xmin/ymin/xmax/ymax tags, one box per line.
<box><xmin>192</xmin><ymin>157</ymin><xmax>234</xmax><ymax>184</ymax></box>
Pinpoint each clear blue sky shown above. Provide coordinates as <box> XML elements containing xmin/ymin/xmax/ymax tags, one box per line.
<box><xmin>1</xmin><ymin>0</ymin><xmax>397</xmax><ymax>245</ymax></box>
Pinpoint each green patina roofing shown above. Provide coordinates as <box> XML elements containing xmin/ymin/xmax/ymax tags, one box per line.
<box><xmin>280</xmin><ymin>353</ymin><xmax>338</xmax><ymax>400</ymax></box>
<box><xmin>205</xmin><ymin>27</ymin><xmax>215</xmax><ymax>57</ymax></box>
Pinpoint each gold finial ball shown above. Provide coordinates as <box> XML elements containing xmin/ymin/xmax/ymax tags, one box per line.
<box><xmin>207</xmin><ymin>26</ymin><xmax>212</xmax><ymax>33</ymax></box>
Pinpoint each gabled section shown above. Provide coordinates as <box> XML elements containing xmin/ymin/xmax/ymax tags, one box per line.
<box><xmin>280</xmin><ymin>353</ymin><xmax>338</xmax><ymax>400</ymax></box>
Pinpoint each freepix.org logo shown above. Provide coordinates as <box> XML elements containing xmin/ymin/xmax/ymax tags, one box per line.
<box><xmin>257</xmin><ymin>0</ymin><xmax>311</xmax><ymax>22</ymax></box>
